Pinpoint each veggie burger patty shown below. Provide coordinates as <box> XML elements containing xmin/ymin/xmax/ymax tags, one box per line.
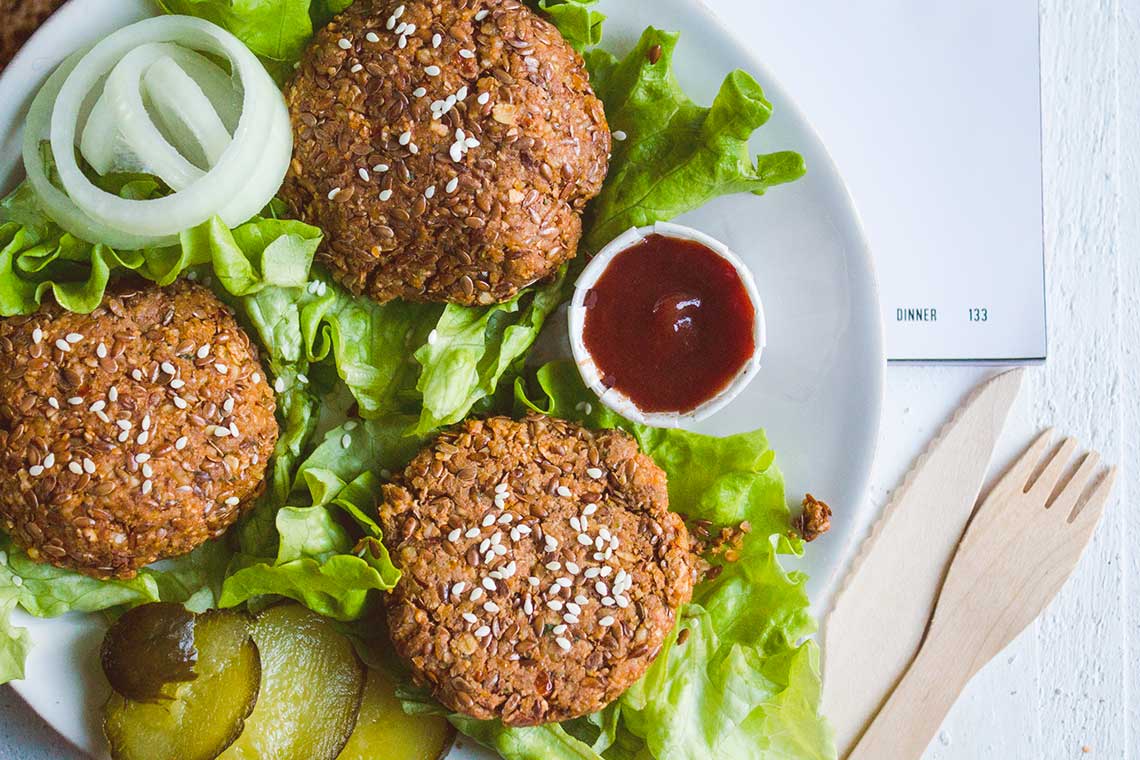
<box><xmin>0</xmin><ymin>280</ymin><xmax>278</xmax><ymax>579</ymax></box>
<box><xmin>380</xmin><ymin>415</ymin><xmax>693</xmax><ymax>725</ymax></box>
<box><xmin>281</xmin><ymin>0</ymin><xmax>611</xmax><ymax>306</ymax></box>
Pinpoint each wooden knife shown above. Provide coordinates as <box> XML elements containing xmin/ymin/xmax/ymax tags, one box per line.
<box><xmin>821</xmin><ymin>369</ymin><xmax>1025</xmax><ymax>757</ymax></box>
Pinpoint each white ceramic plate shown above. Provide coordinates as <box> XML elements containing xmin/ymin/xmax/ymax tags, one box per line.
<box><xmin>0</xmin><ymin>1</ymin><xmax>884</xmax><ymax>757</ymax></box>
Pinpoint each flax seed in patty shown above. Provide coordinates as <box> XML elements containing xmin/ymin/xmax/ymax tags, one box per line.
<box><xmin>280</xmin><ymin>0</ymin><xmax>611</xmax><ymax>306</ymax></box>
<box><xmin>0</xmin><ymin>279</ymin><xmax>278</xmax><ymax>579</ymax></box>
<box><xmin>379</xmin><ymin>415</ymin><xmax>693</xmax><ymax>726</ymax></box>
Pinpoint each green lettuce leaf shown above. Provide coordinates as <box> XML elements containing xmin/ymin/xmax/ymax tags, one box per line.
<box><xmin>535</xmin><ymin>0</ymin><xmax>605</xmax><ymax>53</ymax></box>
<box><xmin>583</xmin><ymin>28</ymin><xmax>806</xmax><ymax>251</ymax></box>
<box><xmin>417</xmin><ymin>361</ymin><xmax>834</xmax><ymax>760</ymax></box>
<box><xmin>155</xmin><ymin>0</ymin><xmax>332</xmax><ymax>62</ymax></box>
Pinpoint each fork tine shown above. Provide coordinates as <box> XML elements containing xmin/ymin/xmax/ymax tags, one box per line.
<box><xmin>1047</xmin><ymin>451</ymin><xmax>1101</xmax><ymax>515</ymax></box>
<box><xmin>1027</xmin><ymin>436</ymin><xmax>1079</xmax><ymax>495</ymax></box>
<box><xmin>1068</xmin><ymin>465</ymin><xmax>1117</xmax><ymax>527</ymax></box>
<box><xmin>1003</xmin><ymin>428</ymin><xmax>1055</xmax><ymax>491</ymax></box>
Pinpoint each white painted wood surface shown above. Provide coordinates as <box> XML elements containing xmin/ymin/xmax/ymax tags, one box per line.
<box><xmin>0</xmin><ymin>1</ymin><xmax>1137</xmax><ymax>758</ymax></box>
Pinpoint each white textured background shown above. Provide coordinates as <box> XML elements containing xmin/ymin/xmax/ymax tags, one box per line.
<box><xmin>1</xmin><ymin>0</ymin><xmax>1138</xmax><ymax>758</ymax></box>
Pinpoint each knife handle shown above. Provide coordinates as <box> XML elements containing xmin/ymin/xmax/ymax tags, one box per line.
<box><xmin>846</xmin><ymin>630</ymin><xmax>973</xmax><ymax>760</ymax></box>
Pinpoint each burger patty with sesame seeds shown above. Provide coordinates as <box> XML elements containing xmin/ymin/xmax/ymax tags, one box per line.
<box><xmin>379</xmin><ymin>415</ymin><xmax>693</xmax><ymax>726</ymax></box>
<box><xmin>280</xmin><ymin>0</ymin><xmax>611</xmax><ymax>306</ymax></box>
<box><xmin>0</xmin><ymin>279</ymin><xmax>278</xmax><ymax>579</ymax></box>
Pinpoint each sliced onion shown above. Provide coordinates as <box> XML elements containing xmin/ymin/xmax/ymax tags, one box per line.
<box><xmin>23</xmin><ymin>51</ymin><xmax>163</xmax><ymax>249</ymax></box>
<box><xmin>162</xmin><ymin>48</ymin><xmax>242</xmax><ymax>133</ymax></box>
<box><xmin>25</xmin><ymin>15</ymin><xmax>292</xmax><ymax>248</ymax></box>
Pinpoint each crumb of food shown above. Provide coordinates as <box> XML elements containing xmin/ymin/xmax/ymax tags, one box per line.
<box><xmin>794</xmin><ymin>493</ymin><xmax>832</xmax><ymax>542</ymax></box>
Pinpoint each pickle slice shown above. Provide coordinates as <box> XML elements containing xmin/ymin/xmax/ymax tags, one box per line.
<box><xmin>101</xmin><ymin>602</ymin><xmax>197</xmax><ymax>703</ymax></box>
<box><xmin>104</xmin><ymin>609</ymin><xmax>260</xmax><ymax>760</ymax></box>
<box><xmin>337</xmin><ymin>667</ymin><xmax>454</xmax><ymax>760</ymax></box>
<box><xmin>219</xmin><ymin>603</ymin><xmax>366</xmax><ymax>760</ymax></box>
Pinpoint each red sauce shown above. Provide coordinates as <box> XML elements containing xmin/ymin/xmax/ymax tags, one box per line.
<box><xmin>581</xmin><ymin>233</ymin><xmax>756</xmax><ymax>413</ymax></box>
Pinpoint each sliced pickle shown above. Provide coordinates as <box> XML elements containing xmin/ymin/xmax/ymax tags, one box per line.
<box><xmin>219</xmin><ymin>603</ymin><xmax>366</xmax><ymax>760</ymax></box>
<box><xmin>104</xmin><ymin>609</ymin><xmax>260</xmax><ymax>760</ymax></box>
<box><xmin>337</xmin><ymin>668</ymin><xmax>454</xmax><ymax>760</ymax></box>
<box><xmin>101</xmin><ymin>602</ymin><xmax>197</xmax><ymax>702</ymax></box>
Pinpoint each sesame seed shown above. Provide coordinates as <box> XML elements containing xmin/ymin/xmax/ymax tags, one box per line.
<box><xmin>89</xmin><ymin>400</ymin><xmax>105</xmax><ymax>413</ymax></box>
<box><xmin>67</xmin><ymin>396</ymin><xmax>83</xmax><ymax>406</ymax></box>
<box><xmin>225</xmin><ymin>496</ymin><xmax>240</xmax><ymax>507</ymax></box>
<box><xmin>459</xmin><ymin>48</ymin><xmax>475</xmax><ymax>58</ymax></box>
<box><xmin>566</xmin><ymin>562</ymin><xmax>580</xmax><ymax>575</ymax></box>
<box><xmin>469</xmin><ymin>587</ymin><xmax>484</xmax><ymax>602</ymax></box>
<box><xmin>497</xmin><ymin>513</ymin><xmax>513</xmax><ymax>524</ymax></box>
<box><xmin>523</xmin><ymin>597</ymin><xmax>534</xmax><ymax>615</ymax></box>
<box><xmin>553</xmin><ymin>624</ymin><xmax>567</xmax><ymax>635</ymax></box>
<box><xmin>131</xmin><ymin>369</ymin><xmax>144</xmax><ymax>381</ymax></box>
<box><xmin>599</xmin><ymin>616</ymin><xmax>615</xmax><ymax>627</ymax></box>
<box><xmin>453</xmin><ymin>581</ymin><xmax>467</xmax><ymax>595</ymax></box>
<box><xmin>583</xmin><ymin>503</ymin><xmax>598</xmax><ymax>516</ymax></box>
<box><xmin>615</xmin><ymin>595</ymin><xmax>630</xmax><ymax>608</ymax></box>
<box><xmin>366</xmin><ymin>31</ymin><xmax>380</xmax><ymax>42</ymax></box>
<box><xmin>479</xmin><ymin>538</ymin><xmax>491</xmax><ymax>553</ymax></box>
<box><xmin>578</xmin><ymin>534</ymin><xmax>592</xmax><ymax>546</ymax></box>
<box><xmin>43</xmin><ymin>453</ymin><xmax>54</xmax><ymax>468</ymax></box>
<box><xmin>545</xmin><ymin>536</ymin><xmax>559</xmax><ymax>551</ymax></box>
<box><xmin>358</xmin><ymin>167</ymin><xmax>370</xmax><ymax>182</ymax></box>
<box><xmin>338</xmin><ymin>37</ymin><xmax>352</xmax><ymax>50</ymax></box>
<box><xmin>160</xmin><ymin>361</ymin><xmax>176</xmax><ymax>376</ymax></box>
<box><xmin>169</xmin><ymin>378</ymin><xmax>185</xmax><ymax>390</ymax></box>
<box><xmin>141</xmin><ymin>463</ymin><xmax>153</xmax><ymax>479</ymax></box>
<box><xmin>394</xmin><ymin>4</ymin><xmax>405</xmax><ymax>18</ymax></box>
<box><xmin>465</xmin><ymin>527</ymin><xmax>480</xmax><ymax>538</ymax></box>
<box><xmin>31</xmin><ymin>328</ymin><xmax>42</xmax><ymax>344</ymax></box>
<box><xmin>557</xmin><ymin>485</ymin><xmax>572</xmax><ymax>497</ymax></box>
<box><xmin>477</xmin><ymin>91</ymin><xmax>490</xmax><ymax>105</ymax></box>
<box><xmin>545</xmin><ymin>561</ymin><xmax>561</xmax><ymax>571</ymax></box>
<box><xmin>595</xmin><ymin>581</ymin><xmax>609</xmax><ymax>596</ymax></box>
<box><xmin>566</xmin><ymin>602</ymin><xmax>582</xmax><ymax>615</ymax></box>
<box><xmin>547</xmin><ymin>600</ymin><xmax>563</xmax><ymax>611</ymax></box>
<box><xmin>556</xmin><ymin>637</ymin><xmax>571</xmax><ymax>651</ymax></box>
<box><xmin>432</xmin><ymin>33</ymin><xmax>442</xmax><ymax>48</ymax></box>
<box><xmin>197</xmin><ymin>344</ymin><xmax>211</xmax><ymax>359</ymax></box>
<box><xmin>465</xmin><ymin>137</ymin><xmax>480</xmax><ymax>148</ymax></box>
<box><xmin>55</xmin><ymin>340</ymin><xmax>70</xmax><ymax>352</ymax></box>
<box><xmin>580</xmin><ymin>515</ymin><xmax>589</xmax><ymax>531</ymax></box>
<box><xmin>586</xmin><ymin>467</ymin><xmax>604</xmax><ymax>479</ymax></box>
<box><xmin>274</xmin><ymin>377</ymin><xmax>286</xmax><ymax>393</ymax></box>
<box><xmin>528</xmin><ymin>576</ymin><xmax>540</xmax><ymax>587</ymax></box>
<box><xmin>483</xmin><ymin>601</ymin><xmax>500</xmax><ymax>613</ymax></box>
<box><xmin>481</xmin><ymin>513</ymin><xmax>495</xmax><ymax>528</ymax></box>
<box><xmin>397</xmin><ymin>35</ymin><xmax>407</xmax><ymax>48</ymax></box>
<box><xmin>137</xmin><ymin>431</ymin><xmax>149</xmax><ymax>445</ymax></box>
<box><xmin>613</xmin><ymin>130</ymin><xmax>628</xmax><ymax>141</ymax></box>
<box><xmin>456</xmin><ymin>86</ymin><xmax>468</xmax><ymax>99</ymax></box>
<box><xmin>575</xmin><ymin>594</ymin><xmax>589</xmax><ymax>605</ymax></box>
<box><xmin>215</xmin><ymin>363</ymin><xmax>228</xmax><ymax>375</ymax></box>
<box><xmin>386</xmin><ymin>14</ymin><xmax>397</xmax><ymax>29</ymax></box>
<box><xmin>482</xmin><ymin>577</ymin><xmax>496</xmax><ymax>591</ymax></box>
<box><xmin>448</xmin><ymin>528</ymin><xmax>462</xmax><ymax>542</ymax></box>
<box><xmin>28</xmin><ymin>465</ymin><xmax>43</xmax><ymax>477</ymax></box>
<box><xmin>599</xmin><ymin>565</ymin><xmax>613</xmax><ymax>577</ymax></box>
<box><xmin>584</xmin><ymin>567</ymin><xmax>600</xmax><ymax>578</ymax></box>
<box><xmin>475</xmin><ymin>9</ymin><xmax>489</xmax><ymax>20</ymax></box>
<box><xmin>570</xmin><ymin>516</ymin><xmax>581</xmax><ymax>531</ymax></box>
<box><xmin>67</xmin><ymin>461</ymin><xmax>83</xmax><ymax>475</ymax></box>
<box><xmin>425</xmin><ymin>65</ymin><xmax>441</xmax><ymax>76</ymax></box>
<box><xmin>173</xmin><ymin>396</ymin><xmax>188</xmax><ymax>410</ymax></box>
<box><xmin>327</xmin><ymin>187</ymin><xmax>342</xmax><ymax>200</ymax></box>
<box><xmin>211</xmin><ymin>426</ymin><xmax>230</xmax><ymax>438</ymax></box>
<box><xmin>412</xmin><ymin>86</ymin><xmax>427</xmax><ymax>99</ymax></box>
<box><xmin>142</xmin><ymin>414</ymin><xmax>151</xmax><ymax>431</ymax></box>
<box><xmin>490</xmin><ymin>532</ymin><xmax>503</xmax><ymax>546</ymax></box>
<box><xmin>136</xmin><ymin>453</ymin><xmax>151</xmax><ymax>463</ymax></box>
<box><xmin>475</xmin><ymin>625</ymin><xmax>491</xmax><ymax>638</ymax></box>
<box><xmin>66</xmin><ymin>332</ymin><xmax>83</xmax><ymax>344</ymax></box>
<box><xmin>493</xmin><ymin>543</ymin><xmax>507</xmax><ymax>556</ymax></box>
<box><xmin>602</xmin><ymin>596</ymin><xmax>615</xmax><ymax>606</ymax></box>
<box><xmin>380</xmin><ymin>189</ymin><xmax>394</xmax><ymax>201</ymax></box>
<box><xmin>563</xmin><ymin>613</ymin><xmax>580</xmax><ymax>624</ymax></box>
<box><xmin>557</xmin><ymin>577</ymin><xmax>572</xmax><ymax>588</ymax></box>
<box><xmin>424</xmin><ymin>185</ymin><xmax>436</xmax><ymax>199</ymax></box>
<box><xmin>118</xmin><ymin>431</ymin><xmax>130</xmax><ymax>443</ymax></box>
<box><xmin>48</xmin><ymin>397</ymin><xmax>59</xmax><ymax>409</ymax></box>
<box><xmin>96</xmin><ymin>342</ymin><xmax>107</xmax><ymax>358</ymax></box>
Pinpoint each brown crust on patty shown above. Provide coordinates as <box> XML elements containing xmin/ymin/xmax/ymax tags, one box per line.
<box><xmin>379</xmin><ymin>415</ymin><xmax>692</xmax><ymax>725</ymax></box>
<box><xmin>0</xmin><ymin>0</ymin><xmax>66</xmax><ymax>71</ymax></box>
<box><xmin>281</xmin><ymin>0</ymin><xmax>610</xmax><ymax>306</ymax></box>
<box><xmin>0</xmin><ymin>280</ymin><xmax>278</xmax><ymax>578</ymax></box>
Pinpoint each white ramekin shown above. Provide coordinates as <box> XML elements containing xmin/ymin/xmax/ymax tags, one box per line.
<box><xmin>567</xmin><ymin>221</ymin><xmax>767</xmax><ymax>428</ymax></box>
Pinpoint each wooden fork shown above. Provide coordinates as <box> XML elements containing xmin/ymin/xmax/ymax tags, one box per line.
<box><xmin>847</xmin><ymin>429</ymin><xmax>1118</xmax><ymax>760</ymax></box>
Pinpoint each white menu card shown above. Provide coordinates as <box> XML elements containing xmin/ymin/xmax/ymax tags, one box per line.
<box><xmin>744</xmin><ymin>0</ymin><xmax>1046</xmax><ymax>363</ymax></box>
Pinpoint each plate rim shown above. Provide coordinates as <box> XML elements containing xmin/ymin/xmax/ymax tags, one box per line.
<box><xmin>1</xmin><ymin>0</ymin><xmax>886</xmax><ymax>755</ymax></box>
